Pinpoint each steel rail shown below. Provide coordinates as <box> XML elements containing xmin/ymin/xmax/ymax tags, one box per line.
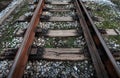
<box><xmin>5</xmin><ymin>0</ymin><xmax>120</xmax><ymax>78</ymax></box>
<box><xmin>78</xmin><ymin>0</ymin><xmax>120</xmax><ymax>78</ymax></box>
<box><xmin>7</xmin><ymin>0</ymin><xmax>44</xmax><ymax>78</ymax></box>
<box><xmin>75</xmin><ymin>0</ymin><xmax>109</xmax><ymax>78</ymax></box>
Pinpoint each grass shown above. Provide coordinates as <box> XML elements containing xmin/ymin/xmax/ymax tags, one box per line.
<box><xmin>0</xmin><ymin>1</ymin><xmax>29</xmax><ymax>52</ymax></box>
<box><xmin>11</xmin><ymin>2</ymin><xmax>29</xmax><ymax>22</ymax></box>
<box><xmin>111</xmin><ymin>0</ymin><xmax>120</xmax><ymax>10</ymax></box>
<box><xmin>87</xmin><ymin>2</ymin><xmax>120</xmax><ymax>28</ymax></box>
<box><xmin>45</xmin><ymin>37</ymin><xmax>78</xmax><ymax>48</ymax></box>
<box><xmin>109</xmin><ymin>36</ymin><xmax>120</xmax><ymax>44</ymax></box>
<box><xmin>85</xmin><ymin>1</ymin><xmax>120</xmax><ymax>47</ymax></box>
<box><xmin>0</xmin><ymin>0</ymin><xmax>11</xmax><ymax>2</ymax></box>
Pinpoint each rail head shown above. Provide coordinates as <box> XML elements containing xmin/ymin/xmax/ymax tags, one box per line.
<box><xmin>6</xmin><ymin>0</ymin><xmax>120</xmax><ymax>78</ymax></box>
<box><xmin>75</xmin><ymin>0</ymin><xmax>109</xmax><ymax>78</ymax></box>
<box><xmin>78</xmin><ymin>0</ymin><xmax>120</xmax><ymax>77</ymax></box>
<box><xmin>7</xmin><ymin>0</ymin><xmax>45</xmax><ymax>78</ymax></box>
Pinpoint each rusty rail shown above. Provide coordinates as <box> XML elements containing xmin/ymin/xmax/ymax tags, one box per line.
<box><xmin>7</xmin><ymin>0</ymin><xmax>44</xmax><ymax>78</ymax></box>
<box><xmin>6</xmin><ymin>0</ymin><xmax>120</xmax><ymax>78</ymax></box>
<box><xmin>76</xmin><ymin>0</ymin><xmax>120</xmax><ymax>78</ymax></box>
<box><xmin>75</xmin><ymin>0</ymin><xmax>108</xmax><ymax>78</ymax></box>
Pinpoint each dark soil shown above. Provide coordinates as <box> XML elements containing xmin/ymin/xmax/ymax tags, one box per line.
<box><xmin>0</xmin><ymin>0</ymin><xmax>12</xmax><ymax>12</ymax></box>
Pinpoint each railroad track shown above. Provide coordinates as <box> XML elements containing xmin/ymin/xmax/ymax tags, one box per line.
<box><xmin>0</xmin><ymin>0</ymin><xmax>120</xmax><ymax>78</ymax></box>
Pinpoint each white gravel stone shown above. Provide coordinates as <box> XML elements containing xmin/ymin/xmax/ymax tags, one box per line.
<box><xmin>23</xmin><ymin>60</ymin><xmax>96</xmax><ymax>78</ymax></box>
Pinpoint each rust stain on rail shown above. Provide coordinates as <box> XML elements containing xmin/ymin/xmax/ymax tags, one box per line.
<box><xmin>78</xmin><ymin>0</ymin><xmax>120</xmax><ymax>78</ymax></box>
<box><xmin>7</xmin><ymin>0</ymin><xmax>44</xmax><ymax>78</ymax></box>
<box><xmin>75</xmin><ymin>1</ymin><xmax>108</xmax><ymax>78</ymax></box>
